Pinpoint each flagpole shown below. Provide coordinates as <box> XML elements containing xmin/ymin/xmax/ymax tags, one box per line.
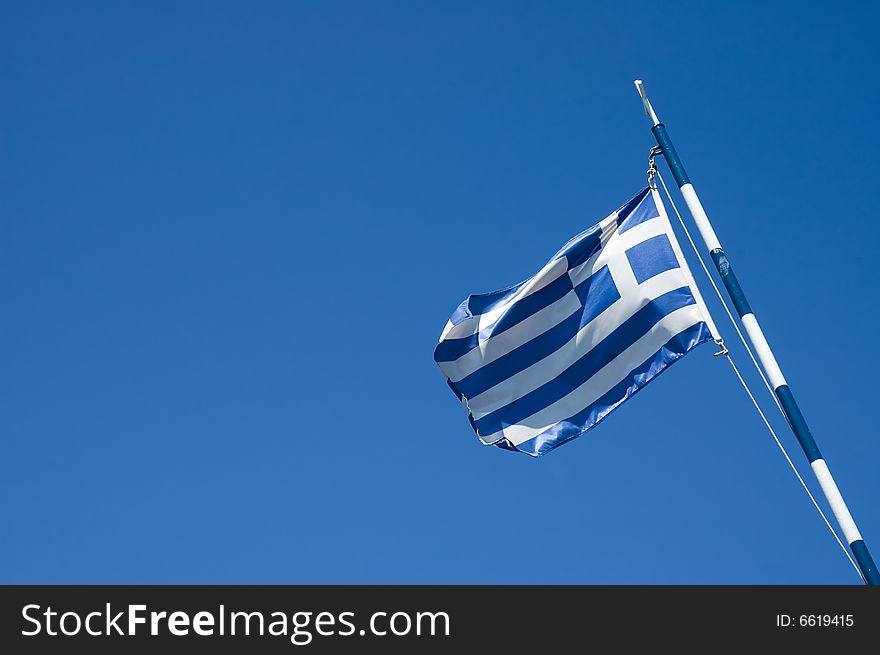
<box><xmin>633</xmin><ymin>80</ymin><xmax>879</xmax><ymax>585</ymax></box>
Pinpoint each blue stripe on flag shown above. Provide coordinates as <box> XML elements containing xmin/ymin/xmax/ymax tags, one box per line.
<box><xmin>451</xmin><ymin>266</ymin><xmax>620</xmax><ymax>399</ymax></box>
<box><xmin>433</xmin><ymin>271</ymin><xmax>574</xmax><ymax>363</ymax></box>
<box><xmin>497</xmin><ymin>321</ymin><xmax>712</xmax><ymax>456</ymax></box>
<box><xmin>447</xmin><ymin>277</ymin><xmax>533</xmax><ymax>326</ymax></box>
<box><xmin>618</xmin><ymin>188</ymin><xmax>660</xmax><ymax>233</ymax></box>
<box><xmin>452</xmin><ymin>310</ymin><xmax>582</xmax><ymax>399</ymax></box>
<box><xmin>473</xmin><ymin>286</ymin><xmax>698</xmax><ymax>436</ymax></box>
<box><xmin>574</xmin><ymin>264</ymin><xmax>619</xmax><ymax>328</ymax></box>
<box><xmin>445</xmin><ymin>377</ymin><xmax>463</xmax><ymax>401</ymax></box>
<box><xmin>555</xmin><ymin>223</ymin><xmax>604</xmax><ymax>270</ymax></box>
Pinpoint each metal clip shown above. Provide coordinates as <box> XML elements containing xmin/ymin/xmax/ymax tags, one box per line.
<box><xmin>713</xmin><ymin>338</ymin><xmax>729</xmax><ymax>357</ymax></box>
<box><xmin>646</xmin><ymin>146</ymin><xmax>662</xmax><ymax>189</ymax></box>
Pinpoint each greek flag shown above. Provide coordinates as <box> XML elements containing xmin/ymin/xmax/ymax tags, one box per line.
<box><xmin>434</xmin><ymin>186</ymin><xmax>718</xmax><ymax>456</ymax></box>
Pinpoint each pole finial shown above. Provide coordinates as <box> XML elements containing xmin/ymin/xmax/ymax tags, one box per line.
<box><xmin>633</xmin><ymin>79</ymin><xmax>661</xmax><ymax>127</ymax></box>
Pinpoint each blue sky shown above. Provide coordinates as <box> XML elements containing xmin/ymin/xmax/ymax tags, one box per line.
<box><xmin>2</xmin><ymin>1</ymin><xmax>877</xmax><ymax>583</ymax></box>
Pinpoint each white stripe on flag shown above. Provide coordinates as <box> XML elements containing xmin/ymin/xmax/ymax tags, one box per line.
<box><xmin>442</xmin><ymin>289</ymin><xmax>582</xmax><ymax>383</ymax></box>
<box><xmin>440</xmin><ymin>257</ymin><xmax>570</xmax><ymax>342</ymax></box>
<box><xmin>649</xmin><ymin>187</ymin><xmax>720</xmax><ymax>340</ymax></box>
<box><xmin>466</xmin><ymin>266</ymin><xmax>691</xmax><ymax>419</ymax></box>
<box><xmin>441</xmin><ymin>215</ymin><xmax>670</xmax><ymax>382</ymax></box>
<box><xmin>479</xmin><ymin>304</ymin><xmax>705</xmax><ymax>446</ymax></box>
<box><xmin>567</xmin><ymin>214</ymin><xmax>667</xmax><ymax>286</ymax></box>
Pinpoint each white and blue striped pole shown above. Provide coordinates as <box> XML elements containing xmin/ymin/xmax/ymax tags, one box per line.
<box><xmin>634</xmin><ymin>80</ymin><xmax>878</xmax><ymax>585</ymax></box>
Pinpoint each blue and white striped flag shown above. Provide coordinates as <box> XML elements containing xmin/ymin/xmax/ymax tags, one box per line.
<box><xmin>434</xmin><ymin>186</ymin><xmax>718</xmax><ymax>456</ymax></box>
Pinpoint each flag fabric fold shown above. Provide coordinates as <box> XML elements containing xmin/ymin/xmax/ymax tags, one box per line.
<box><xmin>434</xmin><ymin>186</ymin><xmax>717</xmax><ymax>456</ymax></box>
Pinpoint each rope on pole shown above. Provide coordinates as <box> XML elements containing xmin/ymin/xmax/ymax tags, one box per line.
<box><xmin>656</xmin><ymin>169</ymin><xmax>864</xmax><ymax>581</ymax></box>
